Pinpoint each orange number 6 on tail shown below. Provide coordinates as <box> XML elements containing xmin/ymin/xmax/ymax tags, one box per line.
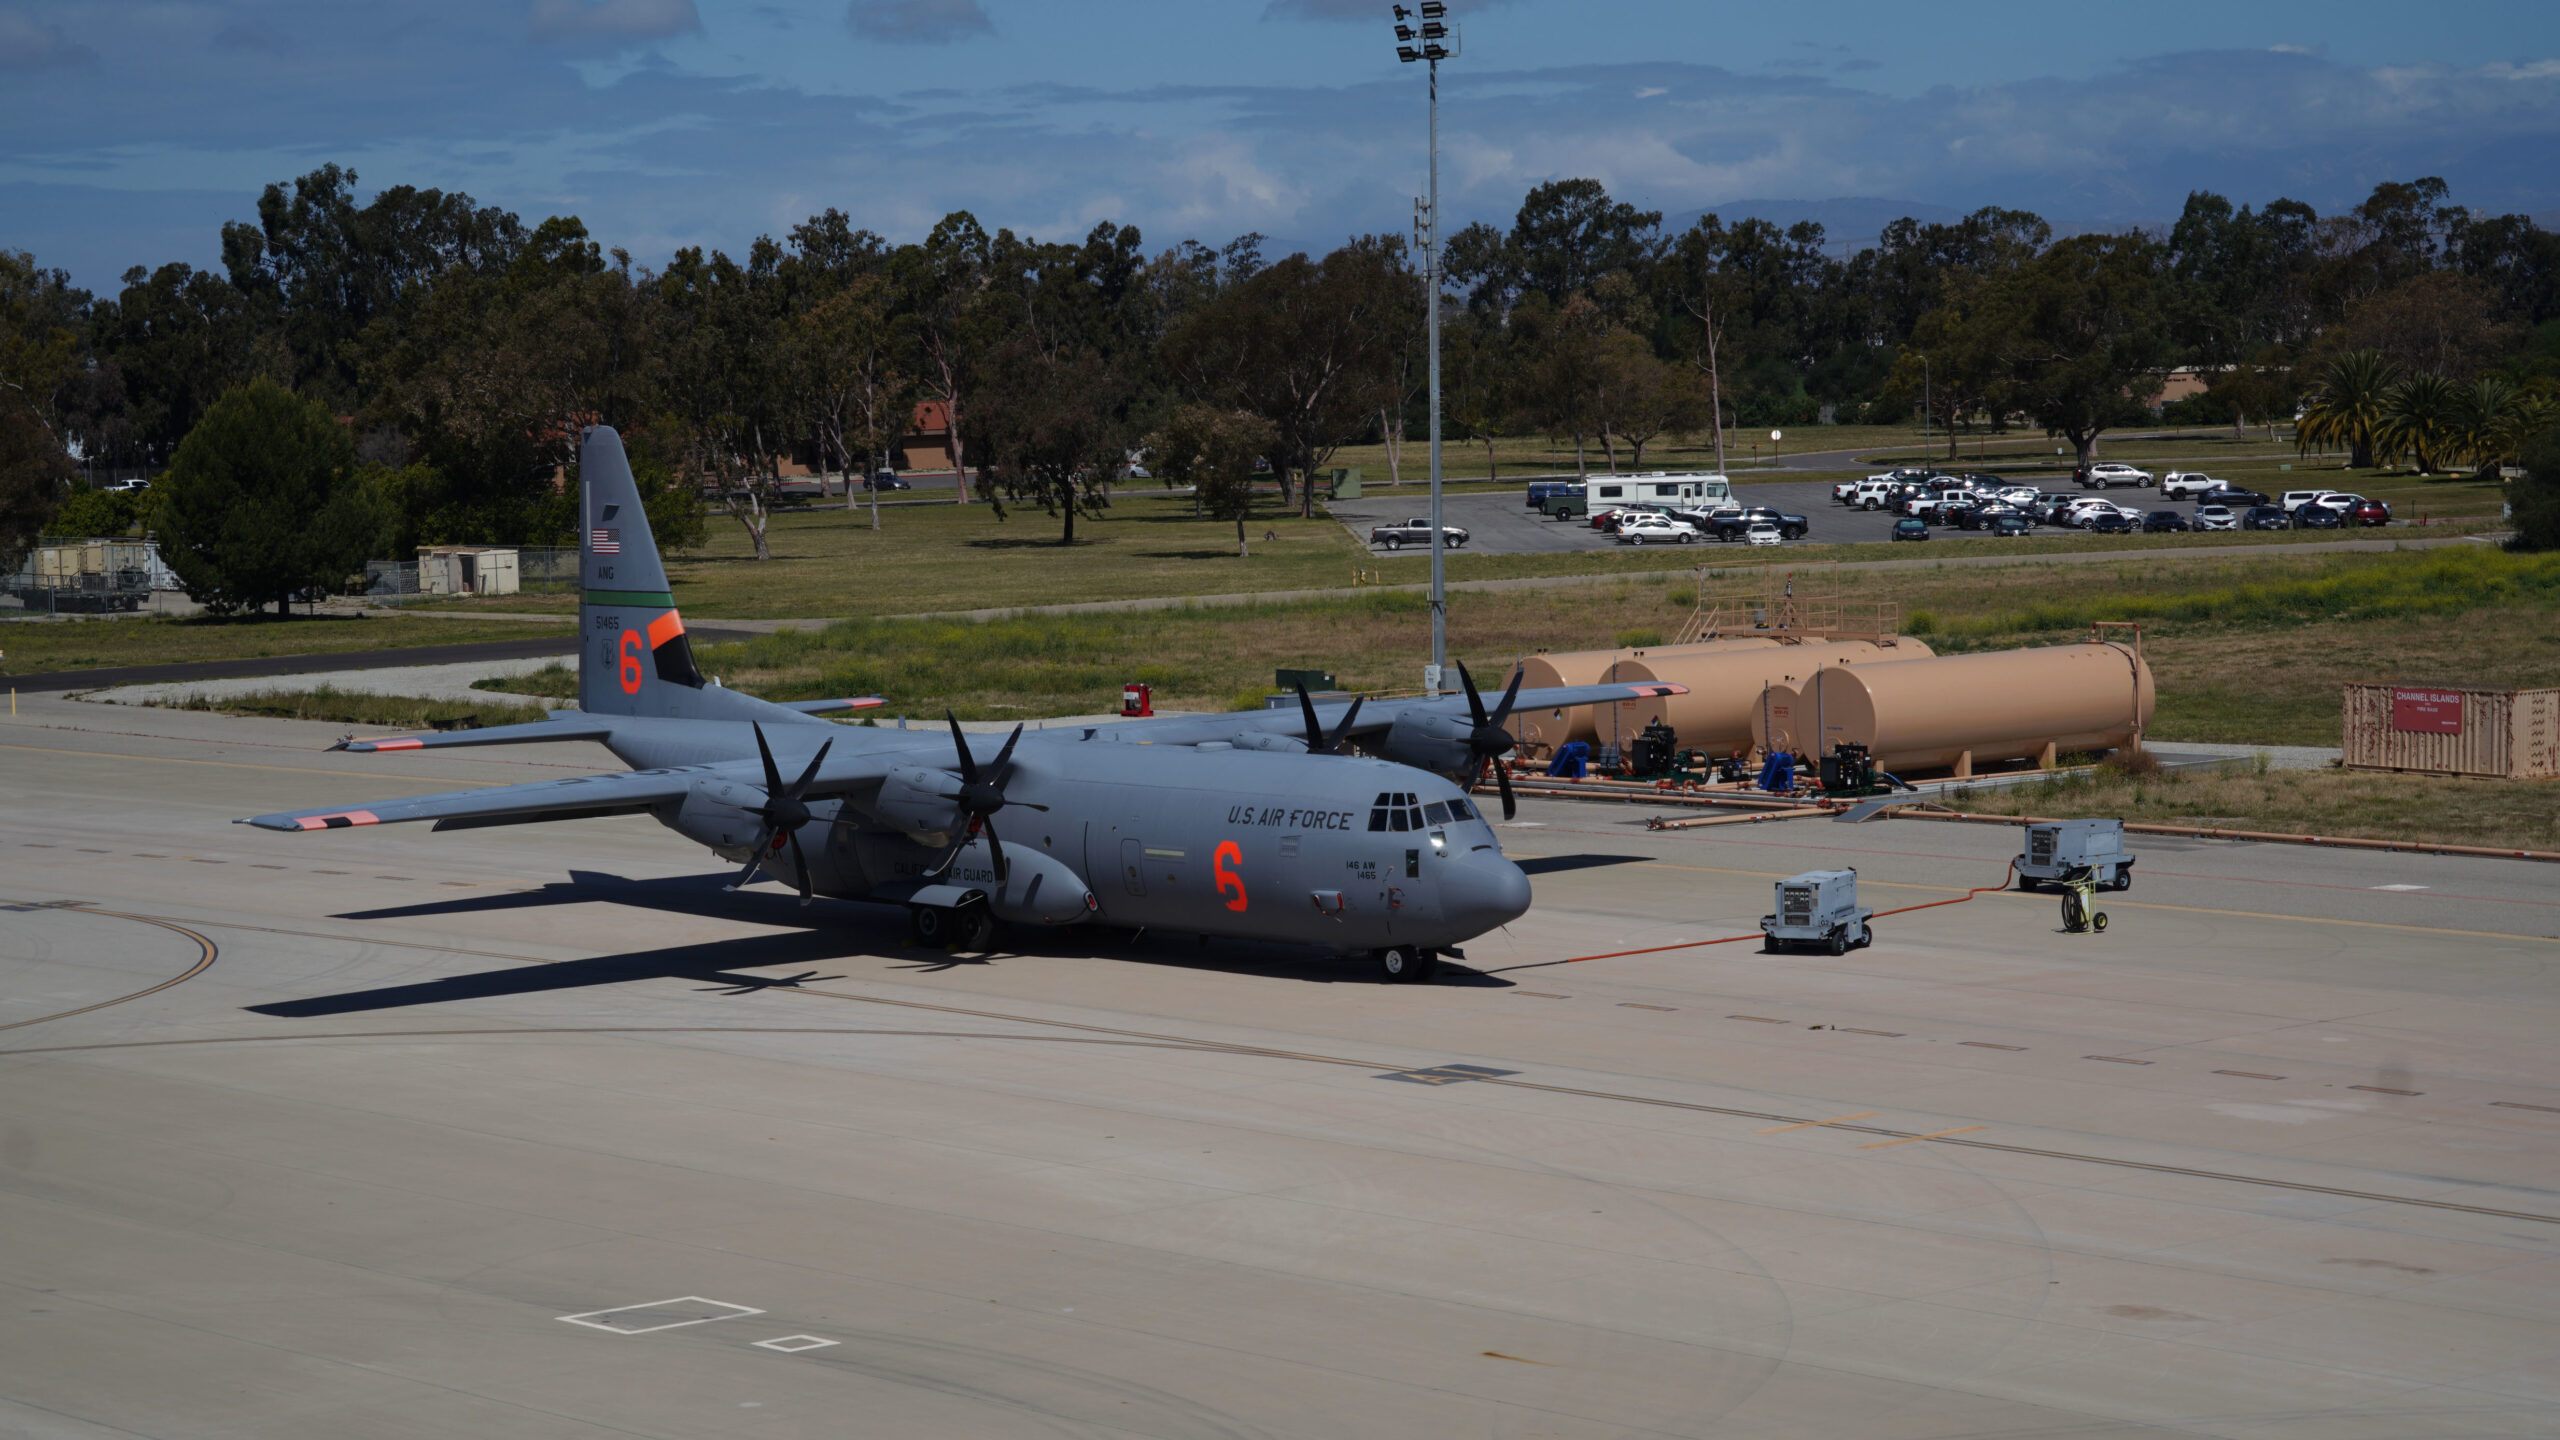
<box><xmin>618</xmin><ymin>630</ymin><xmax>645</xmax><ymax>694</ymax></box>
<box><xmin>1213</xmin><ymin>841</ymin><xmax>1248</xmax><ymax>912</ymax></box>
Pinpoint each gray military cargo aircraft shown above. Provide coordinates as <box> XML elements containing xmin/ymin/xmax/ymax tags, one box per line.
<box><xmin>241</xmin><ymin>427</ymin><xmax>1684</xmax><ymax>982</ymax></box>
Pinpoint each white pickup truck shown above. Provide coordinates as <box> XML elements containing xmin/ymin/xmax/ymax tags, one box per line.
<box><xmin>2158</xmin><ymin>472</ymin><xmax>2219</xmax><ymax>500</ymax></box>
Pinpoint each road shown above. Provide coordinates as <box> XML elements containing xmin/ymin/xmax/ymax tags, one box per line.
<box><xmin>3</xmin><ymin>692</ymin><xmax>2554</xmax><ymax>1438</ymax></box>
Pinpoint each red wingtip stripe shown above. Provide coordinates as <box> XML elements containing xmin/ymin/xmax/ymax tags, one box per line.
<box><xmin>370</xmin><ymin>738</ymin><xmax>426</xmax><ymax>751</ymax></box>
<box><xmin>845</xmin><ymin>697</ymin><xmax>885</xmax><ymax>709</ymax></box>
<box><xmin>297</xmin><ymin>810</ymin><xmax>382</xmax><ymax>830</ymax></box>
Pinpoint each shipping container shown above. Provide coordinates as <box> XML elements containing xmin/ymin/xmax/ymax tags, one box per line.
<box><xmin>2341</xmin><ymin>684</ymin><xmax>2560</xmax><ymax>780</ymax></box>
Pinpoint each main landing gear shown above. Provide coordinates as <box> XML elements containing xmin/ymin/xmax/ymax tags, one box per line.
<box><xmin>1375</xmin><ymin>945</ymin><xmax>1443</xmax><ymax>984</ymax></box>
<box><xmin>911</xmin><ymin>899</ymin><xmax>998</xmax><ymax>952</ymax></box>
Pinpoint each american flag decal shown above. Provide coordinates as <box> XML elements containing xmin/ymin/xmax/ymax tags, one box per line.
<box><xmin>589</xmin><ymin>528</ymin><xmax>621</xmax><ymax>554</ymax></box>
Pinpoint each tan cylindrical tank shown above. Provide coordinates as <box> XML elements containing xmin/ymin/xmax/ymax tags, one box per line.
<box><xmin>1506</xmin><ymin>637</ymin><xmax>1779</xmax><ymax>753</ymax></box>
<box><xmin>1802</xmin><ymin>643</ymin><xmax>2154</xmax><ymax>774</ymax></box>
<box><xmin>1605</xmin><ymin>638</ymin><xmax>1937</xmax><ymax>758</ymax></box>
<box><xmin>1747</xmin><ymin>682</ymin><xmax>1804</xmax><ymax>755</ymax></box>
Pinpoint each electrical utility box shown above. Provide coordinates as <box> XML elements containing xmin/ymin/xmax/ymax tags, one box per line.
<box><xmin>1760</xmin><ymin>868</ymin><xmax>1874</xmax><ymax>955</ymax></box>
<box><xmin>2016</xmin><ymin>818</ymin><xmax>2133</xmax><ymax>892</ymax></box>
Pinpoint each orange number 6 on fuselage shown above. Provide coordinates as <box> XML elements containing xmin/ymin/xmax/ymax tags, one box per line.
<box><xmin>1213</xmin><ymin>841</ymin><xmax>1247</xmax><ymax>912</ymax></box>
<box><xmin>618</xmin><ymin>629</ymin><xmax>645</xmax><ymax>694</ymax></box>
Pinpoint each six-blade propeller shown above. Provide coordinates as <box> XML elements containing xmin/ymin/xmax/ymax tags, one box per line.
<box><xmin>1293</xmin><ymin>682</ymin><xmax>1365</xmax><ymax>756</ymax></box>
<box><xmin>723</xmin><ymin>722</ymin><xmax>834</xmax><ymax>905</ymax></box>
<box><xmin>1454</xmin><ymin>661</ymin><xmax>1525</xmax><ymax>820</ymax></box>
<box><xmin>925</xmin><ymin>713</ymin><xmax>1048</xmax><ymax>882</ymax></box>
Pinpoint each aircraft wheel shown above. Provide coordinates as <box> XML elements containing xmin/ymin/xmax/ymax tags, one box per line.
<box><xmin>956</xmin><ymin>904</ymin><xmax>998</xmax><ymax>952</ymax></box>
<box><xmin>1376</xmin><ymin>945</ymin><xmax>1427</xmax><ymax>983</ymax></box>
<box><xmin>909</xmin><ymin>905</ymin><xmax>950</xmax><ymax>945</ymax></box>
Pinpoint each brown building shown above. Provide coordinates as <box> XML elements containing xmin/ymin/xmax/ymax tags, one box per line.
<box><xmin>895</xmin><ymin>401</ymin><xmax>957</xmax><ymax>472</ymax></box>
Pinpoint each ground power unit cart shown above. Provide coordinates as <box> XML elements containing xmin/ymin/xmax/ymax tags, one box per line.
<box><xmin>1760</xmin><ymin>868</ymin><xmax>1874</xmax><ymax>955</ymax></box>
<box><xmin>2015</xmin><ymin>818</ymin><xmax>2134</xmax><ymax>892</ymax></box>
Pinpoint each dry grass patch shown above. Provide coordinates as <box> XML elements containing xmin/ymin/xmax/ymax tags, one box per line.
<box><xmin>1940</xmin><ymin>764</ymin><xmax>2560</xmax><ymax>853</ymax></box>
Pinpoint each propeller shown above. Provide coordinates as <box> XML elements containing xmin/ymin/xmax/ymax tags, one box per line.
<box><xmin>722</xmin><ymin>722</ymin><xmax>834</xmax><ymax>906</ymax></box>
<box><xmin>1454</xmin><ymin>660</ymin><xmax>1525</xmax><ymax>820</ymax></box>
<box><xmin>925</xmin><ymin>714</ymin><xmax>1048</xmax><ymax>882</ymax></box>
<box><xmin>1294</xmin><ymin>682</ymin><xmax>1365</xmax><ymax>755</ymax></box>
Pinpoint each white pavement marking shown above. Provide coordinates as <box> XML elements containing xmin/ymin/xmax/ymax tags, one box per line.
<box><xmin>557</xmin><ymin>1297</ymin><xmax>765</xmax><ymax>1334</ymax></box>
<box><xmin>2371</xmin><ymin>883</ymin><xmax>2429</xmax><ymax>891</ymax></box>
<box><xmin>753</xmin><ymin>1335</ymin><xmax>840</xmax><ymax>1353</ymax></box>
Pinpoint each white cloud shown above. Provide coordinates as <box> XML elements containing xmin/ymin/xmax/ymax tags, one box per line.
<box><xmin>528</xmin><ymin>0</ymin><xmax>701</xmax><ymax>45</ymax></box>
<box><xmin>0</xmin><ymin>8</ymin><xmax>94</xmax><ymax>68</ymax></box>
<box><xmin>847</xmin><ymin>0</ymin><xmax>991</xmax><ymax>45</ymax></box>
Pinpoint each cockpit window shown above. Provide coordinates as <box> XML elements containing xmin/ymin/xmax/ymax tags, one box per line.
<box><xmin>1423</xmin><ymin>801</ymin><xmax>1450</xmax><ymax>824</ymax></box>
<box><xmin>1389</xmin><ymin>809</ymin><xmax>1410</xmax><ymax>832</ymax></box>
<box><xmin>1445</xmin><ymin>797</ymin><xmax>1475</xmax><ymax>821</ymax></box>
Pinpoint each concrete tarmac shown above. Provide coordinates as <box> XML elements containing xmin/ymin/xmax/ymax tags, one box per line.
<box><xmin>4</xmin><ymin>693</ymin><xmax>2557</xmax><ymax>1439</ymax></box>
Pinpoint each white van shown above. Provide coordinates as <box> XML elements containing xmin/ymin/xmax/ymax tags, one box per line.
<box><xmin>1586</xmin><ymin>472</ymin><xmax>1733</xmax><ymax>509</ymax></box>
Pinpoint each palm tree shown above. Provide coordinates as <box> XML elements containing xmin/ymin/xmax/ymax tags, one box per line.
<box><xmin>2296</xmin><ymin>350</ymin><xmax>2399</xmax><ymax>469</ymax></box>
<box><xmin>2376</xmin><ymin>373</ymin><xmax>2458</xmax><ymax>475</ymax></box>
<box><xmin>2449</xmin><ymin>377</ymin><xmax>2518</xmax><ymax>474</ymax></box>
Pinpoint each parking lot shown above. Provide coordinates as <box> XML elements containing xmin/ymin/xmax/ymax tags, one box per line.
<box><xmin>1334</xmin><ymin>478</ymin><xmax>2387</xmax><ymax>556</ymax></box>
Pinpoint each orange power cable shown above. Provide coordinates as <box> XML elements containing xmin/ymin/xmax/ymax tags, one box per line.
<box><xmin>1487</xmin><ymin>861</ymin><xmax>2019</xmax><ymax>974</ymax></box>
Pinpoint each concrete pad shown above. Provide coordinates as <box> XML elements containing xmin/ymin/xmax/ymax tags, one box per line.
<box><xmin>3</xmin><ymin>689</ymin><xmax>2558</xmax><ymax>1437</ymax></box>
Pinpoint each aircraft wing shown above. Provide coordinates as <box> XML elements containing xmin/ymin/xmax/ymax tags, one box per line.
<box><xmin>1106</xmin><ymin>680</ymin><xmax>1686</xmax><ymax>746</ymax></box>
<box><xmin>332</xmin><ymin>715</ymin><xmax>617</xmax><ymax>753</ymax></box>
<box><xmin>238</xmin><ymin>767</ymin><xmax>710</xmax><ymax>832</ymax></box>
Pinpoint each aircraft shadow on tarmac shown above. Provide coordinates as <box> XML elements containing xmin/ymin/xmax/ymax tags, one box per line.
<box><xmin>1513</xmin><ymin>854</ymin><xmax>1651</xmax><ymax>876</ymax></box>
<box><xmin>257</xmin><ymin>869</ymin><xmax>1512</xmax><ymax>1017</ymax></box>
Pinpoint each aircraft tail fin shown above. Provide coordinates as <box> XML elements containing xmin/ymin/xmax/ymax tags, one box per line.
<box><xmin>577</xmin><ymin>426</ymin><xmax>709</xmax><ymax>718</ymax></box>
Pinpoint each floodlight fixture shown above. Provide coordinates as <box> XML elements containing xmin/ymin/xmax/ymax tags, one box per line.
<box><xmin>1418</xmin><ymin>0</ymin><xmax>1445</xmax><ymax>16</ymax></box>
<box><xmin>1396</xmin><ymin>43</ymin><xmax>1420</xmax><ymax>61</ymax></box>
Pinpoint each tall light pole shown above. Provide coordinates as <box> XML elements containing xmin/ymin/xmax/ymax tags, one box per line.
<box><xmin>1393</xmin><ymin>2</ymin><xmax>1456</xmax><ymax>691</ymax></box>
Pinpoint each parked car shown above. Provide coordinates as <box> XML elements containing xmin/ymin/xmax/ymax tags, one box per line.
<box><xmin>865</xmin><ymin>469</ymin><xmax>912</xmax><ymax>491</ymax></box>
<box><xmin>1369</xmin><ymin>517</ymin><xmax>1469</xmax><ymax>550</ymax></box>
<box><xmin>2158</xmin><ymin>471</ymin><xmax>2220</xmax><ymax>500</ymax></box>
<box><xmin>2291</xmin><ymin>507</ymin><xmax>2344</xmax><ymax>529</ymax></box>
<box><xmin>1994</xmin><ymin>484</ymin><xmax>2041</xmax><ymax>507</ymax></box>
<box><xmin>1594</xmin><ymin>504</ymin><xmax>1672</xmax><ymax>532</ymax></box>
<box><xmin>2192</xmin><ymin>503</ymin><xmax>2240</xmax><ymax>531</ymax></box>
<box><xmin>2279</xmin><ymin>488</ymin><xmax>2342</xmax><ymax>514</ymax></box>
<box><xmin>103</xmin><ymin>477</ymin><xmax>152</xmax><ymax>495</ymax></box>
<box><xmin>2348</xmin><ymin>497</ymin><xmax>2392</xmax><ymax>526</ymax></box>
<box><xmin>1711</xmin><ymin>506</ymin><xmax>1809</xmax><ymax>541</ymax></box>
<box><xmin>1845</xmin><ymin>478</ymin><xmax>1902</xmax><ymax>509</ymax></box>
<box><xmin>2077</xmin><ymin>462</ymin><xmax>2155</xmax><ymax>488</ymax></box>
<box><xmin>1743</xmin><ymin>522</ymin><xmax>1784</xmax><ymax>547</ymax></box>
<box><xmin>1950</xmin><ymin>502</ymin><xmax>2020</xmax><ymax>531</ymax></box>
<box><xmin>1832</xmin><ymin>478</ymin><xmax>1865</xmax><ymax>504</ymax></box>
<box><xmin>2306</xmin><ymin>492</ymin><xmax>2370</xmax><ymax>518</ymax></box>
<box><xmin>2032</xmin><ymin>492</ymin><xmax>2081</xmax><ymax>524</ymax></box>
<box><xmin>1989</xmin><ymin>513</ymin><xmax>2033</xmax><ymax>538</ymax></box>
<box><xmin>1615</xmin><ymin>515</ymin><xmax>1701</xmax><ymax>545</ymax></box>
<box><xmin>2242</xmin><ymin>505</ymin><xmax>2290</xmax><ymax>530</ymax></box>
<box><xmin>2141</xmin><ymin>510</ymin><xmax>2190</xmax><ymax>533</ymax></box>
<box><xmin>2196</xmin><ymin>483</ymin><xmax>2268</xmax><ymax>507</ymax></box>
<box><xmin>1541</xmin><ymin>492</ymin><xmax>1589</xmax><ymax>520</ymax></box>
<box><xmin>1891</xmin><ymin>517</ymin><xmax>1930</xmax><ymax>541</ymax></box>
<box><xmin>2087</xmin><ymin>511</ymin><xmax>2138</xmax><ymax>534</ymax></box>
<box><xmin>1526</xmin><ymin>480</ymin><xmax>1584</xmax><ymax>510</ymax></box>
<box><xmin>2062</xmin><ymin>499</ymin><xmax>2135</xmax><ymax>528</ymax></box>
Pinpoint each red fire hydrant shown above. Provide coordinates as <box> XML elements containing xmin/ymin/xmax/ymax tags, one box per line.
<box><xmin>1121</xmin><ymin>682</ymin><xmax>1153</xmax><ymax>717</ymax></box>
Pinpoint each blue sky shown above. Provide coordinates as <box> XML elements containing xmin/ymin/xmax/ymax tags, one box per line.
<box><xmin>5</xmin><ymin>0</ymin><xmax>2559</xmax><ymax>292</ymax></box>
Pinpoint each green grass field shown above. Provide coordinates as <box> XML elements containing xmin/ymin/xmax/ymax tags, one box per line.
<box><xmin>0</xmin><ymin>612</ymin><xmax>575</xmax><ymax>676</ymax></box>
<box><xmin>152</xmin><ymin>686</ymin><xmax>553</xmax><ymax>730</ymax></box>
<box><xmin>1936</xmin><ymin>763</ymin><xmax>2560</xmax><ymax>853</ymax></box>
<box><xmin>457</xmin><ymin>548</ymin><xmax>2560</xmax><ymax>748</ymax></box>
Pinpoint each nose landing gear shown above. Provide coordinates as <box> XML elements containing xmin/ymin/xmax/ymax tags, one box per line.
<box><xmin>1375</xmin><ymin>946</ymin><xmax>1442</xmax><ymax>983</ymax></box>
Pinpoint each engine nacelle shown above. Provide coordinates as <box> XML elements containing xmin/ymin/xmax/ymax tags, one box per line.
<box><xmin>933</xmin><ymin>840</ymin><xmax>1098</xmax><ymax>927</ymax></box>
<box><xmin>1230</xmin><ymin>731</ymin><xmax>1308</xmax><ymax>754</ymax></box>
<box><xmin>668</xmin><ymin>778</ymin><xmax>765</xmax><ymax>854</ymax></box>
<box><xmin>1378</xmin><ymin>712</ymin><xmax>1473</xmax><ymax>777</ymax></box>
<box><xmin>873</xmin><ymin>766</ymin><xmax>964</xmax><ymax>846</ymax></box>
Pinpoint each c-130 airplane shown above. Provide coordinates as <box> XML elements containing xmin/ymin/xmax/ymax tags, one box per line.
<box><xmin>243</xmin><ymin>427</ymin><xmax>1685</xmax><ymax>982</ymax></box>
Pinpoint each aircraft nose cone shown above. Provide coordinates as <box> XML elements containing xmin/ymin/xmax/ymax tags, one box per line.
<box><xmin>1443</xmin><ymin>853</ymin><xmax>1532</xmax><ymax>931</ymax></box>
